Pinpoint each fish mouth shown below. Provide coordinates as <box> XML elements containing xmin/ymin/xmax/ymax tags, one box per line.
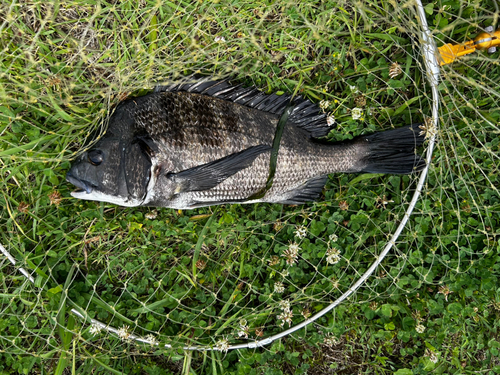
<box><xmin>66</xmin><ymin>172</ymin><xmax>94</xmax><ymax>195</ymax></box>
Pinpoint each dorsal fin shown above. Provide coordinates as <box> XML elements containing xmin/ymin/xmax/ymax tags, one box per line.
<box><xmin>154</xmin><ymin>79</ymin><xmax>331</xmax><ymax>138</ymax></box>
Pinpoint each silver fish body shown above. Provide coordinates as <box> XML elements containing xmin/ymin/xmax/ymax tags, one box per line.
<box><xmin>66</xmin><ymin>80</ymin><xmax>425</xmax><ymax>209</ymax></box>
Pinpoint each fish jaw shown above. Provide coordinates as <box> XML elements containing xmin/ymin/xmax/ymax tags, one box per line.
<box><xmin>66</xmin><ymin>171</ymin><xmax>143</xmax><ymax>207</ymax></box>
<box><xmin>66</xmin><ymin>172</ymin><xmax>93</xmax><ymax>194</ymax></box>
<box><xmin>70</xmin><ymin>189</ymin><xmax>143</xmax><ymax>207</ymax></box>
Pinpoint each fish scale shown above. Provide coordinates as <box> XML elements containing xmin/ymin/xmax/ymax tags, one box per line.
<box><xmin>66</xmin><ymin>80</ymin><xmax>425</xmax><ymax>209</ymax></box>
<box><xmin>129</xmin><ymin>93</ymin><xmax>347</xmax><ymax>205</ymax></box>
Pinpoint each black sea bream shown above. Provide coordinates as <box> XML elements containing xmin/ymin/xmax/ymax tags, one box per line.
<box><xmin>66</xmin><ymin>80</ymin><xmax>425</xmax><ymax>209</ymax></box>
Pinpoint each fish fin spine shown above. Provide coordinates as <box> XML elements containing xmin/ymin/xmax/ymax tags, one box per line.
<box><xmin>154</xmin><ymin>79</ymin><xmax>333</xmax><ymax>138</ymax></box>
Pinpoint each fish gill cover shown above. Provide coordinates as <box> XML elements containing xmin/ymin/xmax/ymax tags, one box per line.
<box><xmin>0</xmin><ymin>0</ymin><xmax>499</xmax><ymax>373</ymax></box>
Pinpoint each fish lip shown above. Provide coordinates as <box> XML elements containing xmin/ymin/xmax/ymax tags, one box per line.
<box><xmin>66</xmin><ymin>172</ymin><xmax>94</xmax><ymax>194</ymax></box>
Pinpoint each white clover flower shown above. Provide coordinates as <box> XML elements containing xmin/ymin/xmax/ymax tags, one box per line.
<box><xmin>89</xmin><ymin>323</ymin><xmax>103</xmax><ymax>336</ymax></box>
<box><xmin>278</xmin><ymin>299</ymin><xmax>291</xmax><ymax>312</ymax></box>
<box><xmin>429</xmin><ymin>351</ymin><xmax>438</xmax><ymax>363</ymax></box>
<box><xmin>351</xmin><ymin>107</ymin><xmax>363</xmax><ymax>120</ymax></box>
<box><xmin>117</xmin><ymin>325</ymin><xmax>131</xmax><ymax>341</ymax></box>
<box><xmin>376</xmin><ymin>195</ymin><xmax>394</xmax><ymax>209</ymax></box>
<box><xmin>419</xmin><ymin>117</ymin><xmax>438</xmax><ymax>140</ymax></box>
<box><xmin>319</xmin><ymin>100</ymin><xmax>330</xmax><ymax>111</ymax></box>
<box><xmin>274</xmin><ymin>281</ymin><xmax>285</xmax><ymax>293</ymax></box>
<box><xmin>277</xmin><ymin>310</ymin><xmax>293</xmax><ymax>327</ymax></box>
<box><xmin>145</xmin><ymin>210</ymin><xmax>158</xmax><ymax>220</ymax></box>
<box><xmin>295</xmin><ymin>226</ymin><xmax>307</xmax><ymax>239</ymax></box>
<box><xmin>327</xmin><ymin>115</ymin><xmax>335</xmax><ymax>126</ymax></box>
<box><xmin>415</xmin><ymin>324</ymin><xmax>426</xmax><ymax>333</ymax></box>
<box><xmin>215</xmin><ymin>337</ymin><xmax>230</xmax><ymax>352</ymax></box>
<box><xmin>144</xmin><ymin>334</ymin><xmax>158</xmax><ymax>346</ymax></box>
<box><xmin>425</xmin><ymin>349</ymin><xmax>439</xmax><ymax>363</ymax></box>
<box><xmin>437</xmin><ymin>285</ymin><xmax>452</xmax><ymax>302</ymax></box>
<box><xmin>301</xmin><ymin>307</ymin><xmax>311</xmax><ymax>319</ymax></box>
<box><xmin>237</xmin><ymin>329</ymin><xmax>249</xmax><ymax>339</ymax></box>
<box><xmin>329</xmin><ymin>233</ymin><xmax>338</xmax><ymax>243</ymax></box>
<box><xmin>282</xmin><ymin>243</ymin><xmax>300</xmax><ymax>265</ymax></box>
<box><xmin>323</xmin><ymin>334</ymin><xmax>339</xmax><ymax>346</ymax></box>
<box><xmin>326</xmin><ymin>247</ymin><xmax>341</xmax><ymax>265</ymax></box>
<box><xmin>268</xmin><ymin>255</ymin><xmax>280</xmax><ymax>266</ymax></box>
<box><xmin>237</xmin><ymin>319</ymin><xmax>249</xmax><ymax>338</ymax></box>
<box><xmin>214</xmin><ymin>36</ymin><xmax>226</xmax><ymax>43</ymax></box>
<box><xmin>389</xmin><ymin>62</ymin><xmax>403</xmax><ymax>79</ymax></box>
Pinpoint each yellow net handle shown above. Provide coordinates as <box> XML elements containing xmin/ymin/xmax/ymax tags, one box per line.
<box><xmin>438</xmin><ymin>26</ymin><xmax>499</xmax><ymax>65</ymax></box>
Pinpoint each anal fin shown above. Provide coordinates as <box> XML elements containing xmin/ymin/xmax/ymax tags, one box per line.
<box><xmin>277</xmin><ymin>176</ymin><xmax>328</xmax><ymax>204</ymax></box>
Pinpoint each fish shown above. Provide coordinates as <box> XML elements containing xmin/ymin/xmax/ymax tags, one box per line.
<box><xmin>66</xmin><ymin>79</ymin><xmax>425</xmax><ymax>209</ymax></box>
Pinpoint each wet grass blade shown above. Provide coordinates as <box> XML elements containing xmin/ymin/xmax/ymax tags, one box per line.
<box><xmin>192</xmin><ymin>209</ymin><xmax>217</xmax><ymax>283</ymax></box>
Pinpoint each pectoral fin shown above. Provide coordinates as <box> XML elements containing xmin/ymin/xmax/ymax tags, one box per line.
<box><xmin>168</xmin><ymin>144</ymin><xmax>271</xmax><ymax>193</ymax></box>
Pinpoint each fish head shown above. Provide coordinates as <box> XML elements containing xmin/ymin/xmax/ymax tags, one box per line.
<box><xmin>66</xmin><ymin>135</ymin><xmax>153</xmax><ymax>207</ymax></box>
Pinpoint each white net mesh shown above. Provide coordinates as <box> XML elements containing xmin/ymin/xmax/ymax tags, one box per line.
<box><xmin>1</xmin><ymin>0</ymin><xmax>499</xmax><ymax>371</ymax></box>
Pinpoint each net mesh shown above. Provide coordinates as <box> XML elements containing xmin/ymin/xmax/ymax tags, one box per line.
<box><xmin>0</xmin><ymin>0</ymin><xmax>498</xmax><ymax>368</ymax></box>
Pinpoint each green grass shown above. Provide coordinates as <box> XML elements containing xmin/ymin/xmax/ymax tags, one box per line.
<box><xmin>1</xmin><ymin>0</ymin><xmax>500</xmax><ymax>374</ymax></box>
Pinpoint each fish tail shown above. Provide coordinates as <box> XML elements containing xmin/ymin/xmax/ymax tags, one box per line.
<box><xmin>357</xmin><ymin>124</ymin><xmax>426</xmax><ymax>174</ymax></box>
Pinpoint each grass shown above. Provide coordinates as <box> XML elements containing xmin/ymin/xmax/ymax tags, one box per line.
<box><xmin>1</xmin><ymin>0</ymin><xmax>500</xmax><ymax>374</ymax></box>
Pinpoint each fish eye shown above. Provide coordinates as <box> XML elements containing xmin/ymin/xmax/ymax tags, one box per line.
<box><xmin>88</xmin><ymin>150</ymin><xmax>104</xmax><ymax>166</ymax></box>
